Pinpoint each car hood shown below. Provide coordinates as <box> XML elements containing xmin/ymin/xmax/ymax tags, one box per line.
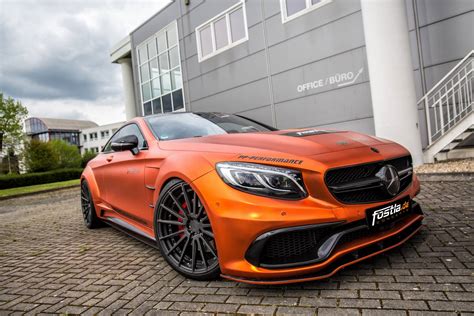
<box><xmin>158</xmin><ymin>129</ymin><xmax>392</xmax><ymax>157</ymax></box>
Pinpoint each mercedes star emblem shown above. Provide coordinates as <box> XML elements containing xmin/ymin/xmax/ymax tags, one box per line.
<box><xmin>375</xmin><ymin>165</ymin><xmax>400</xmax><ymax>196</ymax></box>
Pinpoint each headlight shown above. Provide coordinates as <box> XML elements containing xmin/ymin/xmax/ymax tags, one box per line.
<box><xmin>216</xmin><ymin>162</ymin><xmax>307</xmax><ymax>199</ymax></box>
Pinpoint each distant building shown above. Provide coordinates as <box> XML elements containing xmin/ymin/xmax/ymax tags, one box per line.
<box><xmin>25</xmin><ymin>117</ymin><xmax>98</xmax><ymax>148</ymax></box>
<box><xmin>80</xmin><ymin>121</ymin><xmax>125</xmax><ymax>154</ymax></box>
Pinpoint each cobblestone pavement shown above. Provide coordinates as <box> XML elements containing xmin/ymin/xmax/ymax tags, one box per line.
<box><xmin>0</xmin><ymin>179</ymin><xmax>473</xmax><ymax>315</ymax></box>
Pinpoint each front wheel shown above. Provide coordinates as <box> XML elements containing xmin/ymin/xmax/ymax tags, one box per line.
<box><xmin>81</xmin><ymin>180</ymin><xmax>103</xmax><ymax>229</ymax></box>
<box><xmin>154</xmin><ymin>179</ymin><xmax>220</xmax><ymax>280</ymax></box>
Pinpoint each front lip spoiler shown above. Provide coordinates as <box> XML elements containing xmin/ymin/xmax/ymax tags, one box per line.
<box><xmin>223</xmin><ymin>214</ymin><xmax>423</xmax><ymax>285</ymax></box>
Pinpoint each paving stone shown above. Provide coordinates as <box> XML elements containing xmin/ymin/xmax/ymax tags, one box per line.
<box><xmin>0</xmin><ymin>181</ymin><xmax>472</xmax><ymax>315</ymax></box>
<box><xmin>276</xmin><ymin>306</ymin><xmax>316</xmax><ymax>315</ymax></box>
<box><xmin>238</xmin><ymin>304</ymin><xmax>277</xmax><ymax>315</ymax></box>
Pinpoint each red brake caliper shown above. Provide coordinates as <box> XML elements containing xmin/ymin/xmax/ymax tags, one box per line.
<box><xmin>178</xmin><ymin>202</ymin><xmax>187</xmax><ymax>238</ymax></box>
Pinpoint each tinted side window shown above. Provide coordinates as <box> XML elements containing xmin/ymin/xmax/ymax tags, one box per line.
<box><xmin>103</xmin><ymin>129</ymin><xmax>122</xmax><ymax>152</ymax></box>
<box><xmin>119</xmin><ymin>124</ymin><xmax>146</xmax><ymax>148</ymax></box>
<box><xmin>102</xmin><ymin>124</ymin><xmax>146</xmax><ymax>152</ymax></box>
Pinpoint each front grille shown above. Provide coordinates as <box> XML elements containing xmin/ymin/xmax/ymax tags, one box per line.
<box><xmin>325</xmin><ymin>156</ymin><xmax>413</xmax><ymax>204</ymax></box>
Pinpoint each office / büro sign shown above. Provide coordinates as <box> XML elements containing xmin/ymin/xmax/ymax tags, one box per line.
<box><xmin>297</xmin><ymin>67</ymin><xmax>364</xmax><ymax>93</ymax></box>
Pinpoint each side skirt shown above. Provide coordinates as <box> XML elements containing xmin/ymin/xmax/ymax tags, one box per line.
<box><xmin>105</xmin><ymin>217</ymin><xmax>159</xmax><ymax>250</ymax></box>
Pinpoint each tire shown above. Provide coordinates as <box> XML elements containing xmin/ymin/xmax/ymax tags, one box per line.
<box><xmin>81</xmin><ymin>180</ymin><xmax>103</xmax><ymax>229</ymax></box>
<box><xmin>154</xmin><ymin>179</ymin><xmax>220</xmax><ymax>281</ymax></box>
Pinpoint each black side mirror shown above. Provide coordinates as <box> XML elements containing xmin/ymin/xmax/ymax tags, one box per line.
<box><xmin>111</xmin><ymin>135</ymin><xmax>139</xmax><ymax>155</ymax></box>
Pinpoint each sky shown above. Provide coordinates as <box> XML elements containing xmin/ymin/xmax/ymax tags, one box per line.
<box><xmin>0</xmin><ymin>0</ymin><xmax>169</xmax><ymax>125</ymax></box>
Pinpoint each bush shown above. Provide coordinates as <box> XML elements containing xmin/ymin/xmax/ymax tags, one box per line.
<box><xmin>50</xmin><ymin>140</ymin><xmax>81</xmax><ymax>169</ymax></box>
<box><xmin>81</xmin><ymin>150</ymin><xmax>97</xmax><ymax>168</ymax></box>
<box><xmin>0</xmin><ymin>168</ymin><xmax>83</xmax><ymax>190</ymax></box>
<box><xmin>24</xmin><ymin>140</ymin><xmax>58</xmax><ymax>172</ymax></box>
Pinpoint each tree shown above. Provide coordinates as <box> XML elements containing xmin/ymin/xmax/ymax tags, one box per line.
<box><xmin>24</xmin><ymin>140</ymin><xmax>58</xmax><ymax>172</ymax></box>
<box><xmin>81</xmin><ymin>150</ymin><xmax>97</xmax><ymax>168</ymax></box>
<box><xmin>49</xmin><ymin>140</ymin><xmax>81</xmax><ymax>169</ymax></box>
<box><xmin>0</xmin><ymin>93</ymin><xmax>28</xmax><ymax>173</ymax></box>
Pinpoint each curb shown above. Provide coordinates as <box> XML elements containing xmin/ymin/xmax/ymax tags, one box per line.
<box><xmin>417</xmin><ymin>172</ymin><xmax>474</xmax><ymax>182</ymax></box>
<box><xmin>0</xmin><ymin>184</ymin><xmax>80</xmax><ymax>201</ymax></box>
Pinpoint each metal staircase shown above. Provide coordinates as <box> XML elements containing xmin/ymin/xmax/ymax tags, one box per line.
<box><xmin>419</xmin><ymin>50</ymin><xmax>474</xmax><ymax>163</ymax></box>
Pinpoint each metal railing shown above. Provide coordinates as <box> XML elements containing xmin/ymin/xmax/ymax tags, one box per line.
<box><xmin>419</xmin><ymin>50</ymin><xmax>473</xmax><ymax>147</ymax></box>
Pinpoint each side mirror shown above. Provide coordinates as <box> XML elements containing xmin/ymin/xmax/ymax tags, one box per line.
<box><xmin>111</xmin><ymin>135</ymin><xmax>139</xmax><ymax>154</ymax></box>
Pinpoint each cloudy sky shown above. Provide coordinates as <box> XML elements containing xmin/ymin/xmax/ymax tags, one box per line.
<box><xmin>0</xmin><ymin>0</ymin><xmax>169</xmax><ymax>125</ymax></box>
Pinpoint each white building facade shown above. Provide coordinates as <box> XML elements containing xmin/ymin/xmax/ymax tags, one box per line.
<box><xmin>80</xmin><ymin>122</ymin><xmax>125</xmax><ymax>154</ymax></box>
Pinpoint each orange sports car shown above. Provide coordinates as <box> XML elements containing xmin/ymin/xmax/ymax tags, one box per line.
<box><xmin>81</xmin><ymin>112</ymin><xmax>423</xmax><ymax>284</ymax></box>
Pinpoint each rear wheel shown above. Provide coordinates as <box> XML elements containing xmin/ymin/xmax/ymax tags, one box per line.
<box><xmin>81</xmin><ymin>180</ymin><xmax>102</xmax><ymax>229</ymax></box>
<box><xmin>155</xmin><ymin>179</ymin><xmax>220</xmax><ymax>280</ymax></box>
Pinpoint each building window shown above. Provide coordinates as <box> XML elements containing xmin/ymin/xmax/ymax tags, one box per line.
<box><xmin>280</xmin><ymin>0</ymin><xmax>332</xmax><ymax>23</ymax></box>
<box><xmin>89</xmin><ymin>132</ymin><xmax>98</xmax><ymax>141</ymax></box>
<box><xmin>100</xmin><ymin>130</ymin><xmax>109</xmax><ymax>139</ymax></box>
<box><xmin>137</xmin><ymin>21</ymin><xmax>185</xmax><ymax>116</ymax></box>
<box><xmin>83</xmin><ymin>134</ymin><xmax>87</xmax><ymax>142</ymax></box>
<box><xmin>196</xmin><ymin>1</ymin><xmax>248</xmax><ymax>62</ymax></box>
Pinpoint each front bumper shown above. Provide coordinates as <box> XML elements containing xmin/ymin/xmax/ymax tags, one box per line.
<box><xmin>192</xmin><ymin>168</ymin><xmax>423</xmax><ymax>284</ymax></box>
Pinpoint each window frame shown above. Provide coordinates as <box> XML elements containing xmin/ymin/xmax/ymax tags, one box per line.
<box><xmin>195</xmin><ymin>0</ymin><xmax>249</xmax><ymax>63</ymax></box>
<box><xmin>136</xmin><ymin>20</ymin><xmax>185</xmax><ymax>117</ymax></box>
<box><xmin>280</xmin><ymin>0</ymin><xmax>332</xmax><ymax>24</ymax></box>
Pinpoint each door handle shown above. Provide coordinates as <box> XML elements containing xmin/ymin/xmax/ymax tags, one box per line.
<box><xmin>106</xmin><ymin>155</ymin><xmax>114</xmax><ymax>162</ymax></box>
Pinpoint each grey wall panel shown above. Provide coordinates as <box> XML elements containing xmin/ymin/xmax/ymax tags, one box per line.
<box><xmin>244</xmin><ymin>0</ymin><xmax>264</xmax><ymax>28</ymax></box>
<box><xmin>183</xmin><ymin>31</ymin><xmax>197</xmax><ymax>59</ymax></box>
<box><xmin>406</xmin><ymin>0</ymin><xmax>415</xmax><ymax>30</ymax></box>
<box><xmin>265</xmin><ymin>0</ymin><xmax>361</xmax><ymax>47</ymax></box>
<box><xmin>179</xmin><ymin>0</ymin><xmax>205</xmax><ymax>13</ymax></box>
<box><xmin>423</xmin><ymin>60</ymin><xmax>459</xmax><ymax>91</ymax></box>
<box><xmin>409</xmin><ymin>31</ymin><xmax>420</xmax><ymax>70</ymax></box>
<box><xmin>274</xmin><ymin>82</ymin><xmax>373</xmax><ymax>129</ymax></box>
<box><xmin>267</xmin><ymin>11</ymin><xmax>365</xmax><ymax>74</ymax></box>
<box><xmin>413</xmin><ymin>69</ymin><xmax>423</xmax><ymax>100</ymax></box>
<box><xmin>236</xmin><ymin>105</ymin><xmax>274</xmax><ymax>126</ymax></box>
<box><xmin>420</xmin><ymin>11</ymin><xmax>473</xmax><ymax>67</ymax></box>
<box><xmin>417</xmin><ymin>108</ymin><xmax>429</xmax><ymax>148</ymax></box>
<box><xmin>416</xmin><ymin>0</ymin><xmax>474</xmax><ymax>27</ymax></box>
<box><xmin>317</xmin><ymin>117</ymin><xmax>375</xmax><ymax>135</ymax></box>
<box><xmin>185</xmin><ymin>23</ymin><xmax>266</xmax><ymax>80</ymax></box>
<box><xmin>188</xmin><ymin>78</ymin><xmax>271</xmax><ymax>113</ymax></box>
<box><xmin>187</xmin><ymin>50</ymin><xmax>268</xmax><ymax>101</ymax></box>
<box><xmin>262</xmin><ymin>0</ymin><xmax>281</xmax><ymax>19</ymax></box>
<box><xmin>132</xmin><ymin>2</ymin><xmax>180</xmax><ymax>45</ymax></box>
<box><xmin>271</xmin><ymin>47</ymin><xmax>369</xmax><ymax>104</ymax></box>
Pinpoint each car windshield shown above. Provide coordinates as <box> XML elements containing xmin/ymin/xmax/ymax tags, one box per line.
<box><xmin>145</xmin><ymin>112</ymin><xmax>276</xmax><ymax>141</ymax></box>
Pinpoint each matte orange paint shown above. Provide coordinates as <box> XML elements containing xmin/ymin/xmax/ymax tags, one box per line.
<box><xmin>81</xmin><ymin>117</ymin><xmax>423</xmax><ymax>284</ymax></box>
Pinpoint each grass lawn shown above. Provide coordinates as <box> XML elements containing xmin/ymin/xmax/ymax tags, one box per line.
<box><xmin>0</xmin><ymin>179</ymin><xmax>80</xmax><ymax>198</ymax></box>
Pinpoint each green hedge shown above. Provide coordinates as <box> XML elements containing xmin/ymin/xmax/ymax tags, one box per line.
<box><xmin>0</xmin><ymin>168</ymin><xmax>83</xmax><ymax>190</ymax></box>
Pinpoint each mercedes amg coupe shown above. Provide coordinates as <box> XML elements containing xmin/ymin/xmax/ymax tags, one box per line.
<box><xmin>80</xmin><ymin>112</ymin><xmax>423</xmax><ymax>284</ymax></box>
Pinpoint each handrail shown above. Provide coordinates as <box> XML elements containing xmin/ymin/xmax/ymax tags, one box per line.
<box><xmin>421</xmin><ymin>50</ymin><xmax>473</xmax><ymax>99</ymax></box>
<box><xmin>418</xmin><ymin>50</ymin><xmax>473</xmax><ymax>148</ymax></box>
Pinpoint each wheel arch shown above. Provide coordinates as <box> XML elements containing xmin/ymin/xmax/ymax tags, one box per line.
<box><xmin>81</xmin><ymin>165</ymin><xmax>102</xmax><ymax>203</ymax></box>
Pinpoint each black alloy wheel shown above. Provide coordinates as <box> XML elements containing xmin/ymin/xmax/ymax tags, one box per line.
<box><xmin>155</xmin><ymin>179</ymin><xmax>220</xmax><ymax>280</ymax></box>
<box><xmin>80</xmin><ymin>180</ymin><xmax>102</xmax><ymax>229</ymax></box>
